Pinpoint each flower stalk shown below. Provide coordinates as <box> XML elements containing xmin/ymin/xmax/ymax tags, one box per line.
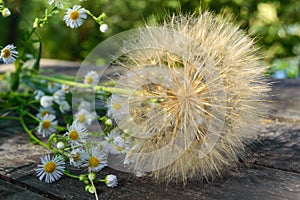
<box><xmin>30</xmin><ymin>74</ymin><xmax>140</xmax><ymax>96</ymax></box>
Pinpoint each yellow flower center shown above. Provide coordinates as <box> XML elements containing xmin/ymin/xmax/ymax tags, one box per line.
<box><xmin>70</xmin><ymin>11</ymin><xmax>80</xmax><ymax>20</ymax></box>
<box><xmin>72</xmin><ymin>153</ymin><xmax>80</xmax><ymax>161</ymax></box>
<box><xmin>113</xmin><ymin>103</ymin><xmax>121</xmax><ymax>110</ymax></box>
<box><xmin>77</xmin><ymin>114</ymin><xmax>85</xmax><ymax>122</ymax></box>
<box><xmin>44</xmin><ymin>161</ymin><xmax>56</xmax><ymax>173</ymax></box>
<box><xmin>69</xmin><ymin>130</ymin><xmax>79</xmax><ymax>141</ymax></box>
<box><xmin>41</xmin><ymin>110</ymin><xmax>49</xmax><ymax>117</ymax></box>
<box><xmin>115</xmin><ymin>145</ymin><xmax>123</xmax><ymax>151</ymax></box>
<box><xmin>89</xmin><ymin>156</ymin><xmax>99</xmax><ymax>167</ymax></box>
<box><xmin>42</xmin><ymin>120</ymin><xmax>51</xmax><ymax>129</ymax></box>
<box><xmin>1</xmin><ymin>48</ymin><xmax>11</xmax><ymax>58</ymax></box>
<box><xmin>86</xmin><ymin>76</ymin><xmax>93</xmax><ymax>84</ymax></box>
<box><xmin>49</xmin><ymin>81</ymin><xmax>55</xmax><ymax>88</ymax></box>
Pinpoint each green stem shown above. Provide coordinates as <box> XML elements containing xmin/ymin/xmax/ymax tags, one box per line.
<box><xmin>19</xmin><ymin>115</ymin><xmax>50</xmax><ymax>150</ymax></box>
<box><xmin>30</xmin><ymin>74</ymin><xmax>140</xmax><ymax>96</ymax></box>
<box><xmin>63</xmin><ymin>170</ymin><xmax>80</xmax><ymax>179</ymax></box>
<box><xmin>88</xmin><ymin>175</ymin><xmax>99</xmax><ymax>200</ymax></box>
<box><xmin>0</xmin><ymin>116</ymin><xmax>20</xmax><ymax>121</ymax></box>
<box><xmin>11</xmin><ymin>28</ymin><xmax>37</xmax><ymax>91</ymax></box>
<box><xmin>27</xmin><ymin>112</ymin><xmax>40</xmax><ymax>122</ymax></box>
<box><xmin>85</xmin><ymin>10</ymin><xmax>99</xmax><ymax>22</ymax></box>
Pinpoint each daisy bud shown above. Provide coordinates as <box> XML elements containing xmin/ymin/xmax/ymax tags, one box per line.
<box><xmin>85</xmin><ymin>185</ymin><xmax>95</xmax><ymax>193</ymax></box>
<box><xmin>56</xmin><ymin>142</ymin><xmax>65</xmax><ymax>150</ymax></box>
<box><xmin>135</xmin><ymin>171</ymin><xmax>145</xmax><ymax>177</ymax></box>
<box><xmin>33</xmin><ymin>18</ymin><xmax>39</xmax><ymax>28</ymax></box>
<box><xmin>105</xmin><ymin>119</ymin><xmax>112</xmax><ymax>126</ymax></box>
<box><xmin>79</xmin><ymin>174</ymin><xmax>86</xmax><ymax>181</ymax></box>
<box><xmin>88</xmin><ymin>172</ymin><xmax>96</xmax><ymax>181</ymax></box>
<box><xmin>40</xmin><ymin>96</ymin><xmax>54</xmax><ymax>108</ymax></box>
<box><xmin>2</xmin><ymin>8</ymin><xmax>11</xmax><ymax>17</ymax></box>
<box><xmin>99</xmin><ymin>24</ymin><xmax>108</xmax><ymax>33</ymax></box>
<box><xmin>104</xmin><ymin>174</ymin><xmax>118</xmax><ymax>188</ymax></box>
<box><xmin>88</xmin><ymin>187</ymin><xmax>95</xmax><ymax>194</ymax></box>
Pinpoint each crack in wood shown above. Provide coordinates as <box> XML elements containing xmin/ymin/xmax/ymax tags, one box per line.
<box><xmin>252</xmin><ymin>163</ymin><xmax>300</xmax><ymax>174</ymax></box>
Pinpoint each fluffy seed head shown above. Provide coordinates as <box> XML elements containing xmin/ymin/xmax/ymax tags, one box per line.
<box><xmin>110</xmin><ymin>11</ymin><xmax>271</xmax><ymax>184</ymax></box>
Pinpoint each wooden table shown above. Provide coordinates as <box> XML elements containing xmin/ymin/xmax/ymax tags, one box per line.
<box><xmin>0</xmin><ymin>60</ymin><xmax>299</xmax><ymax>200</ymax></box>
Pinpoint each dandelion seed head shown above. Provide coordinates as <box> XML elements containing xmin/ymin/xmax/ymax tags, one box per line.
<box><xmin>109</xmin><ymin>12</ymin><xmax>271</xmax><ymax>183</ymax></box>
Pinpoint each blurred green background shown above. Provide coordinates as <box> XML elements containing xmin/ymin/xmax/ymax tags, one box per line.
<box><xmin>1</xmin><ymin>0</ymin><xmax>300</xmax><ymax>78</ymax></box>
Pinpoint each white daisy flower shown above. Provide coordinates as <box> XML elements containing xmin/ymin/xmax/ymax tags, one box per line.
<box><xmin>34</xmin><ymin>90</ymin><xmax>45</xmax><ymax>100</ymax></box>
<box><xmin>135</xmin><ymin>172</ymin><xmax>145</xmax><ymax>177</ymax></box>
<box><xmin>68</xmin><ymin>148</ymin><xmax>89</xmax><ymax>168</ymax></box>
<box><xmin>104</xmin><ymin>128</ymin><xmax>121</xmax><ymax>143</ymax></box>
<box><xmin>2</xmin><ymin>8</ymin><xmax>11</xmax><ymax>17</ymax></box>
<box><xmin>84</xmin><ymin>145</ymin><xmax>108</xmax><ymax>172</ymax></box>
<box><xmin>123</xmin><ymin>144</ymin><xmax>140</xmax><ymax>165</ymax></box>
<box><xmin>104</xmin><ymin>129</ymin><xmax>122</xmax><ymax>154</ymax></box>
<box><xmin>59</xmin><ymin>101</ymin><xmax>70</xmax><ymax>113</ymax></box>
<box><xmin>64</xmin><ymin>5</ymin><xmax>87</xmax><ymax>29</ymax></box>
<box><xmin>61</xmin><ymin>84</ymin><xmax>71</xmax><ymax>93</ymax></box>
<box><xmin>47</xmin><ymin>0</ymin><xmax>65</xmax><ymax>8</ymax></box>
<box><xmin>36</xmin><ymin>106</ymin><xmax>55</xmax><ymax>119</ymax></box>
<box><xmin>75</xmin><ymin>108</ymin><xmax>97</xmax><ymax>127</ymax></box>
<box><xmin>37</xmin><ymin>114</ymin><xmax>57</xmax><ymax>137</ymax></box>
<box><xmin>104</xmin><ymin>174</ymin><xmax>118</xmax><ymax>188</ymax></box>
<box><xmin>84</xmin><ymin>71</ymin><xmax>99</xmax><ymax>86</ymax></box>
<box><xmin>99</xmin><ymin>24</ymin><xmax>108</xmax><ymax>33</ymax></box>
<box><xmin>106</xmin><ymin>96</ymin><xmax>127</xmax><ymax>119</ymax></box>
<box><xmin>36</xmin><ymin>154</ymin><xmax>65</xmax><ymax>183</ymax></box>
<box><xmin>113</xmin><ymin>136</ymin><xmax>125</xmax><ymax>151</ymax></box>
<box><xmin>48</xmin><ymin>81</ymin><xmax>61</xmax><ymax>93</ymax></box>
<box><xmin>40</xmin><ymin>96</ymin><xmax>54</xmax><ymax>108</ymax></box>
<box><xmin>64</xmin><ymin>120</ymin><xmax>88</xmax><ymax>145</ymax></box>
<box><xmin>105</xmin><ymin>101</ymin><xmax>113</xmax><ymax>118</ymax></box>
<box><xmin>53</xmin><ymin>90</ymin><xmax>65</xmax><ymax>104</ymax></box>
<box><xmin>0</xmin><ymin>44</ymin><xmax>18</xmax><ymax>64</ymax></box>
<box><xmin>78</xmin><ymin>100</ymin><xmax>93</xmax><ymax>111</ymax></box>
<box><xmin>105</xmin><ymin>128</ymin><xmax>133</xmax><ymax>154</ymax></box>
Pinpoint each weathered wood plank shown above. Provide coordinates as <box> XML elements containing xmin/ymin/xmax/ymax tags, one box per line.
<box><xmin>0</xmin><ymin>127</ymin><xmax>51</xmax><ymax>179</ymax></box>
<box><xmin>250</xmin><ymin>121</ymin><xmax>300</xmax><ymax>173</ymax></box>
<box><xmin>9</xmin><ymin>162</ymin><xmax>300</xmax><ymax>200</ymax></box>
<box><xmin>270</xmin><ymin>79</ymin><xmax>300</xmax><ymax>121</ymax></box>
<box><xmin>0</xmin><ymin>179</ymin><xmax>48</xmax><ymax>200</ymax></box>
